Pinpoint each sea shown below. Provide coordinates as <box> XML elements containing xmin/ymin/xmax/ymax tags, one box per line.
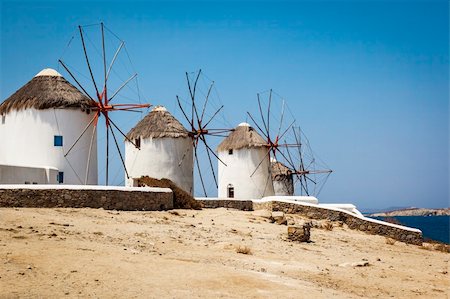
<box><xmin>373</xmin><ymin>216</ymin><xmax>450</xmax><ymax>244</ymax></box>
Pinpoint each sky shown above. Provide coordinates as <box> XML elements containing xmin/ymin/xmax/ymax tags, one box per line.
<box><xmin>1</xmin><ymin>0</ymin><xmax>448</xmax><ymax>209</ymax></box>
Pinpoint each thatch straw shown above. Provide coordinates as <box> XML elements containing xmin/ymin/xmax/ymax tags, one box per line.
<box><xmin>126</xmin><ymin>107</ymin><xmax>189</xmax><ymax>140</ymax></box>
<box><xmin>217</xmin><ymin>125</ymin><xmax>266</xmax><ymax>152</ymax></box>
<box><xmin>0</xmin><ymin>75</ymin><xmax>95</xmax><ymax>115</ymax></box>
<box><xmin>271</xmin><ymin>161</ymin><xmax>292</xmax><ymax>179</ymax></box>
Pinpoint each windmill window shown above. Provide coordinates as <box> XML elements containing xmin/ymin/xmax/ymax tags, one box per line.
<box><xmin>1</xmin><ymin>114</ymin><xmax>5</xmax><ymax>124</ymax></box>
<box><xmin>227</xmin><ymin>184</ymin><xmax>234</xmax><ymax>198</ymax></box>
<box><xmin>135</xmin><ymin>137</ymin><xmax>141</xmax><ymax>148</ymax></box>
<box><xmin>57</xmin><ymin>172</ymin><xmax>64</xmax><ymax>184</ymax></box>
<box><xmin>228</xmin><ymin>149</ymin><xmax>233</xmax><ymax>155</ymax></box>
<box><xmin>54</xmin><ymin>135</ymin><xmax>63</xmax><ymax>147</ymax></box>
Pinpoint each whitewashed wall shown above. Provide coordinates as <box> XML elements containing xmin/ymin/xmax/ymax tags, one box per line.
<box><xmin>218</xmin><ymin>147</ymin><xmax>274</xmax><ymax>200</ymax></box>
<box><xmin>0</xmin><ymin>108</ymin><xmax>98</xmax><ymax>185</ymax></box>
<box><xmin>0</xmin><ymin>164</ymin><xmax>58</xmax><ymax>184</ymax></box>
<box><xmin>124</xmin><ymin>137</ymin><xmax>194</xmax><ymax>194</ymax></box>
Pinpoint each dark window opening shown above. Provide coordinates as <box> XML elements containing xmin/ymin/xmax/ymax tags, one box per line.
<box><xmin>135</xmin><ymin>137</ymin><xmax>141</xmax><ymax>149</ymax></box>
<box><xmin>54</xmin><ymin>135</ymin><xmax>63</xmax><ymax>147</ymax></box>
<box><xmin>227</xmin><ymin>184</ymin><xmax>234</xmax><ymax>198</ymax></box>
<box><xmin>228</xmin><ymin>149</ymin><xmax>233</xmax><ymax>155</ymax></box>
<box><xmin>57</xmin><ymin>172</ymin><xmax>64</xmax><ymax>184</ymax></box>
<box><xmin>24</xmin><ymin>181</ymin><xmax>30</xmax><ymax>184</ymax></box>
<box><xmin>1</xmin><ymin>114</ymin><xmax>5</xmax><ymax>124</ymax></box>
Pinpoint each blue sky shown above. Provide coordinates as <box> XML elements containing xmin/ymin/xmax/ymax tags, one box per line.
<box><xmin>1</xmin><ymin>0</ymin><xmax>448</xmax><ymax>208</ymax></box>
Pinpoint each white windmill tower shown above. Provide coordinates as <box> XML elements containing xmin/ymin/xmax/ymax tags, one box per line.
<box><xmin>217</xmin><ymin>122</ymin><xmax>275</xmax><ymax>199</ymax></box>
<box><xmin>124</xmin><ymin>106</ymin><xmax>194</xmax><ymax>194</ymax></box>
<box><xmin>0</xmin><ymin>68</ymin><xmax>98</xmax><ymax>185</ymax></box>
<box><xmin>271</xmin><ymin>158</ymin><xmax>294</xmax><ymax>196</ymax></box>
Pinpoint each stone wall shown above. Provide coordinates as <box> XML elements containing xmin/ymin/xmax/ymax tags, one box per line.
<box><xmin>259</xmin><ymin>200</ymin><xmax>423</xmax><ymax>245</ymax></box>
<box><xmin>0</xmin><ymin>187</ymin><xmax>173</xmax><ymax>211</ymax></box>
<box><xmin>196</xmin><ymin>199</ymin><xmax>253</xmax><ymax>211</ymax></box>
<box><xmin>197</xmin><ymin>198</ymin><xmax>423</xmax><ymax>245</ymax></box>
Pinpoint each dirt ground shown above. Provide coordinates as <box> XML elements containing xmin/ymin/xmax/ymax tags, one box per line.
<box><xmin>0</xmin><ymin>207</ymin><xmax>448</xmax><ymax>298</ymax></box>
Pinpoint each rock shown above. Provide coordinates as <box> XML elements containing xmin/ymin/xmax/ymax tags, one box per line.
<box><xmin>286</xmin><ymin>217</ymin><xmax>296</xmax><ymax>226</ymax></box>
<box><xmin>287</xmin><ymin>223</ymin><xmax>311</xmax><ymax>242</ymax></box>
<box><xmin>271</xmin><ymin>211</ymin><xmax>287</xmax><ymax>225</ymax></box>
<box><xmin>353</xmin><ymin>261</ymin><xmax>370</xmax><ymax>267</ymax></box>
<box><xmin>339</xmin><ymin>261</ymin><xmax>371</xmax><ymax>267</ymax></box>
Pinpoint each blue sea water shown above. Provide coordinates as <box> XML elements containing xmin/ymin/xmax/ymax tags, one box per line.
<box><xmin>374</xmin><ymin>216</ymin><xmax>450</xmax><ymax>244</ymax></box>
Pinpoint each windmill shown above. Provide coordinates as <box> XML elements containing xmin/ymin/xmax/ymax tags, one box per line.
<box><xmin>57</xmin><ymin>23</ymin><xmax>150</xmax><ymax>185</ymax></box>
<box><xmin>289</xmin><ymin>126</ymin><xmax>333</xmax><ymax>196</ymax></box>
<box><xmin>176</xmin><ymin>69</ymin><xmax>233</xmax><ymax>196</ymax></box>
<box><xmin>247</xmin><ymin>89</ymin><xmax>332</xmax><ymax>197</ymax></box>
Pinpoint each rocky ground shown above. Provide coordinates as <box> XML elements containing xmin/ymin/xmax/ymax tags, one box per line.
<box><xmin>0</xmin><ymin>207</ymin><xmax>448</xmax><ymax>298</ymax></box>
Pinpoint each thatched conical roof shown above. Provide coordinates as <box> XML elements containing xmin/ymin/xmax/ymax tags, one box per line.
<box><xmin>217</xmin><ymin>122</ymin><xmax>267</xmax><ymax>152</ymax></box>
<box><xmin>126</xmin><ymin>106</ymin><xmax>190</xmax><ymax>140</ymax></box>
<box><xmin>0</xmin><ymin>68</ymin><xmax>95</xmax><ymax>115</ymax></box>
<box><xmin>271</xmin><ymin>160</ymin><xmax>292</xmax><ymax>179</ymax></box>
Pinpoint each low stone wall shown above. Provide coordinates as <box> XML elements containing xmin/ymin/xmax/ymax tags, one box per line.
<box><xmin>257</xmin><ymin>200</ymin><xmax>423</xmax><ymax>245</ymax></box>
<box><xmin>0</xmin><ymin>186</ymin><xmax>173</xmax><ymax>211</ymax></box>
<box><xmin>196</xmin><ymin>198</ymin><xmax>253</xmax><ymax>211</ymax></box>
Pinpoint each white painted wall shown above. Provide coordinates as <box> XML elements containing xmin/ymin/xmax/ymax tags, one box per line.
<box><xmin>0</xmin><ymin>164</ymin><xmax>58</xmax><ymax>184</ymax></box>
<box><xmin>218</xmin><ymin>147</ymin><xmax>274</xmax><ymax>200</ymax></box>
<box><xmin>0</xmin><ymin>108</ymin><xmax>97</xmax><ymax>185</ymax></box>
<box><xmin>261</xmin><ymin>195</ymin><xmax>319</xmax><ymax>205</ymax></box>
<box><xmin>125</xmin><ymin>136</ymin><xmax>193</xmax><ymax>194</ymax></box>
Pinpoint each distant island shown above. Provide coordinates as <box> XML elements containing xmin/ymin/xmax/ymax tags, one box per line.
<box><xmin>370</xmin><ymin>208</ymin><xmax>450</xmax><ymax>217</ymax></box>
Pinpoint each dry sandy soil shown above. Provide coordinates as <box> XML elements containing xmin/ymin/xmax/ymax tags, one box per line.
<box><xmin>0</xmin><ymin>207</ymin><xmax>448</xmax><ymax>298</ymax></box>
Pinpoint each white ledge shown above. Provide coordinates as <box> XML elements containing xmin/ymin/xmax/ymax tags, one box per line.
<box><xmin>253</xmin><ymin>197</ymin><xmax>422</xmax><ymax>233</ymax></box>
<box><xmin>0</xmin><ymin>184</ymin><xmax>172</xmax><ymax>193</ymax></box>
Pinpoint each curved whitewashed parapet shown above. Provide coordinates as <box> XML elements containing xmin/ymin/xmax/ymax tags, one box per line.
<box><xmin>318</xmin><ymin>203</ymin><xmax>364</xmax><ymax>217</ymax></box>
<box><xmin>262</xmin><ymin>196</ymin><xmax>319</xmax><ymax>205</ymax></box>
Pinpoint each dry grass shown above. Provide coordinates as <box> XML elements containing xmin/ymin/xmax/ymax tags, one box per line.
<box><xmin>236</xmin><ymin>245</ymin><xmax>252</xmax><ymax>255</ymax></box>
<box><xmin>433</xmin><ymin>243</ymin><xmax>450</xmax><ymax>253</ymax></box>
<box><xmin>385</xmin><ymin>238</ymin><xmax>396</xmax><ymax>245</ymax></box>
<box><xmin>322</xmin><ymin>222</ymin><xmax>334</xmax><ymax>231</ymax></box>
<box><xmin>421</xmin><ymin>242</ymin><xmax>450</xmax><ymax>253</ymax></box>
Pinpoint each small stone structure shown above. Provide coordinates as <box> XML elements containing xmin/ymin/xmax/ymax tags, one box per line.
<box><xmin>287</xmin><ymin>224</ymin><xmax>311</xmax><ymax>242</ymax></box>
<box><xmin>0</xmin><ymin>185</ymin><xmax>173</xmax><ymax>211</ymax></box>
